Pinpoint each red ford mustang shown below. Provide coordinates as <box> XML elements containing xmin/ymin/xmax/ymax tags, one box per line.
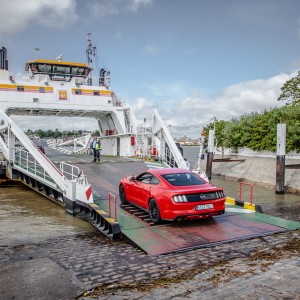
<box><xmin>119</xmin><ymin>168</ymin><xmax>226</xmax><ymax>224</ymax></box>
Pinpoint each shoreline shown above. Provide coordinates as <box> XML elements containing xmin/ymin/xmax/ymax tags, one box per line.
<box><xmin>211</xmin><ymin>154</ymin><xmax>300</xmax><ymax>195</ymax></box>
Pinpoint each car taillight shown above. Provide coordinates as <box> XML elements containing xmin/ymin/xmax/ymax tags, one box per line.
<box><xmin>173</xmin><ymin>195</ymin><xmax>188</xmax><ymax>203</ymax></box>
<box><xmin>216</xmin><ymin>190</ymin><xmax>225</xmax><ymax>198</ymax></box>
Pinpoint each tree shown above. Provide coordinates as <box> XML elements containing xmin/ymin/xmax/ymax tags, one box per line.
<box><xmin>36</xmin><ymin>129</ymin><xmax>45</xmax><ymax>138</ymax></box>
<box><xmin>278</xmin><ymin>71</ymin><xmax>300</xmax><ymax>106</ymax></box>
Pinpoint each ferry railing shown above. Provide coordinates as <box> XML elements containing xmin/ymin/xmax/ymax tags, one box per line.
<box><xmin>59</xmin><ymin>162</ymin><xmax>80</xmax><ymax>180</ymax></box>
<box><xmin>14</xmin><ymin>148</ymin><xmax>55</xmax><ymax>184</ymax></box>
<box><xmin>0</xmin><ymin>109</ymin><xmax>94</xmax><ymax>207</ymax></box>
<box><xmin>239</xmin><ymin>182</ymin><xmax>254</xmax><ymax>205</ymax></box>
<box><xmin>108</xmin><ymin>192</ymin><xmax>117</xmax><ymax>222</ymax></box>
<box><xmin>54</xmin><ymin>134</ymin><xmax>92</xmax><ymax>154</ymax></box>
<box><xmin>152</xmin><ymin>109</ymin><xmax>189</xmax><ymax>169</ymax></box>
<box><xmin>0</xmin><ymin>151</ymin><xmax>5</xmax><ymax>163</ymax></box>
<box><xmin>60</xmin><ymin>162</ymin><xmax>88</xmax><ymax>185</ymax></box>
<box><xmin>134</xmin><ymin>146</ymin><xmax>159</xmax><ymax>160</ymax></box>
<box><xmin>153</xmin><ymin>140</ymin><xmax>190</xmax><ymax>169</ymax></box>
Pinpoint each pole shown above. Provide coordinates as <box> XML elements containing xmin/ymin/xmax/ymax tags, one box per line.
<box><xmin>276</xmin><ymin>123</ymin><xmax>286</xmax><ymax>194</ymax></box>
<box><xmin>206</xmin><ymin>129</ymin><xmax>215</xmax><ymax>179</ymax></box>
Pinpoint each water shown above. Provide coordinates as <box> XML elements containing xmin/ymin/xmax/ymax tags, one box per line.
<box><xmin>183</xmin><ymin>146</ymin><xmax>300</xmax><ymax>222</ymax></box>
<box><xmin>0</xmin><ymin>184</ymin><xmax>97</xmax><ymax>246</ymax></box>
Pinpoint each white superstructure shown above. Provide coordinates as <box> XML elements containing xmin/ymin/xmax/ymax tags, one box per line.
<box><xmin>0</xmin><ymin>41</ymin><xmax>189</xmax><ymax>167</ymax></box>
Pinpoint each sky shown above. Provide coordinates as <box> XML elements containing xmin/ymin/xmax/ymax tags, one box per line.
<box><xmin>1</xmin><ymin>0</ymin><xmax>300</xmax><ymax>138</ymax></box>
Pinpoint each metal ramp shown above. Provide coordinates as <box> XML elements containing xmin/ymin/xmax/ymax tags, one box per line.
<box><xmin>93</xmin><ymin>197</ymin><xmax>300</xmax><ymax>255</ymax></box>
<box><xmin>67</xmin><ymin>156</ymin><xmax>300</xmax><ymax>255</ymax></box>
<box><xmin>1</xmin><ymin>110</ymin><xmax>299</xmax><ymax>252</ymax></box>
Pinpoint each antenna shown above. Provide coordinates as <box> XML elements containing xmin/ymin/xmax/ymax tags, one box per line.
<box><xmin>86</xmin><ymin>33</ymin><xmax>97</xmax><ymax>86</ymax></box>
<box><xmin>56</xmin><ymin>53</ymin><xmax>64</xmax><ymax>61</ymax></box>
<box><xmin>86</xmin><ymin>33</ymin><xmax>96</xmax><ymax>65</ymax></box>
<box><xmin>34</xmin><ymin>48</ymin><xmax>40</xmax><ymax>59</ymax></box>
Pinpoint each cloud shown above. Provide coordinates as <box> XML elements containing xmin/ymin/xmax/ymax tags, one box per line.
<box><xmin>0</xmin><ymin>0</ymin><xmax>78</xmax><ymax>38</ymax></box>
<box><xmin>87</xmin><ymin>0</ymin><xmax>153</xmax><ymax>18</ymax></box>
<box><xmin>132</xmin><ymin>97</ymin><xmax>156</xmax><ymax>118</ymax></box>
<box><xmin>132</xmin><ymin>73</ymin><xmax>295</xmax><ymax>138</ymax></box>
<box><xmin>10</xmin><ymin>71</ymin><xmax>296</xmax><ymax>139</ymax></box>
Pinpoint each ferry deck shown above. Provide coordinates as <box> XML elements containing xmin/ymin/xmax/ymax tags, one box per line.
<box><xmin>39</xmin><ymin>143</ymin><xmax>300</xmax><ymax>256</ymax></box>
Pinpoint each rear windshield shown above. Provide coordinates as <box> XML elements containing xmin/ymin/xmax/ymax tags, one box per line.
<box><xmin>161</xmin><ymin>173</ymin><xmax>206</xmax><ymax>186</ymax></box>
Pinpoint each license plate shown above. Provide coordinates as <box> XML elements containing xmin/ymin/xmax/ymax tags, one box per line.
<box><xmin>195</xmin><ymin>204</ymin><xmax>214</xmax><ymax>211</ymax></box>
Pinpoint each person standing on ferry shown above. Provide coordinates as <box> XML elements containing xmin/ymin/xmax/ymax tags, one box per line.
<box><xmin>91</xmin><ymin>136</ymin><xmax>101</xmax><ymax>162</ymax></box>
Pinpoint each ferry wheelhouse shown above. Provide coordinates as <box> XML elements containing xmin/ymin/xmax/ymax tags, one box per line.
<box><xmin>25</xmin><ymin>59</ymin><xmax>92</xmax><ymax>82</ymax></box>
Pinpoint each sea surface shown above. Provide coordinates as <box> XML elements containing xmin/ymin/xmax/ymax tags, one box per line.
<box><xmin>0</xmin><ymin>184</ymin><xmax>98</xmax><ymax>246</ymax></box>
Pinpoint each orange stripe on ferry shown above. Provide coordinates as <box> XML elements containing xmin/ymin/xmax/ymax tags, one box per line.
<box><xmin>71</xmin><ymin>88</ymin><xmax>112</xmax><ymax>96</ymax></box>
<box><xmin>0</xmin><ymin>84</ymin><xmax>53</xmax><ymax>92</ymax></box>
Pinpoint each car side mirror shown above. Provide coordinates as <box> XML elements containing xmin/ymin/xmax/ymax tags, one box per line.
<box><xmin>129</xmin><ymin>176</ymin><xmax>136</xmax><ymax>182</ymax></box>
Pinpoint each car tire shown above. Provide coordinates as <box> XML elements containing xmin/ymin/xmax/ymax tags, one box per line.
<box><xmin>149</xmin><ymin>199</ymin><xmax>161</xmax><ymax>224</ymax></box>
<box><xmin>119</xmin><ymin>185</ymin><xmax>128</xmax><ymax>204</ymax></box>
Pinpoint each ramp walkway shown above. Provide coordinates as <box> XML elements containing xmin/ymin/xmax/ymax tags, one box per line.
<box><xmin>2</xmin><ymin>132</ymin><xmax>300</xmax><ymax>255</ymax></box>
<box><xmin>50</xmin><ymin>152</ymin><xmax>300</xmax><ymax>256</ymax></box>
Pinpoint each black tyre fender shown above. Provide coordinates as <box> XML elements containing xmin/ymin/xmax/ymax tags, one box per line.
<box><xmin>119</xmin><ymin>184</ymin><xmax>128</xmax><ymax>204</ymax></box>
<box><xmin>148</xmin><ymin>198</ymin><xmax>161</xmax><ymax>224</ymax></box>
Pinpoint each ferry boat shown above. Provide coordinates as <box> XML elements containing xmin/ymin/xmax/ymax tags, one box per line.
<box><xmin>0</xmin><ymin>36</ymin><xmax>187</xmax><ymax>167</ymax></box>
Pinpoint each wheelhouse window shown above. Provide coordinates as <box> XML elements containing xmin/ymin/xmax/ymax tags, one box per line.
<box><xmin>75</xmin><ymin>89</ymin><xmax>82</xmax><ymax>95</ymax></box>
<box><xmin>53</xmin><ymin>65</ymin><xmax>71</xmax><ymax>75</ymax></box>
<box><xmin>17</xmin><ymin>86</ymin><xmax>24</xmax><ymax>91</ymax></box>
<box><xmin>39</xmin><ymin>87</ymin><xmax>45</xmax><ymax>93</ymax></box>
<box><xmin>93</xmin><ymin>91</ymin><xmax>100</xmax><ymax>96</ymax></box>
<box><xmin>162</xmin><ymin>173</ymin><xmax>206</xmax><ymax>186</ymax></box>
<box><xmin>71</xmin><ymin>67</ymin><xmax>89</xmax><ymax>77</ymax></box>
<box><xmin>26</xmin><ymin>63</ymin><xmax>91</xmax><ymax>80</ymax></box>
<box><xmin>37</xmin><ymin>64</ymin><xmax>52</xmax><ymax>73</ymax></box>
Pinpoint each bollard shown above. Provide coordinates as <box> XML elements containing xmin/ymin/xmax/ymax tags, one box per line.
<box><xmin>276</xmin><ymin>124</ymin><xmax>286</xmax><ymax>194</ymax></box>
<box><xmin>108</xmin><ymin>192</ymin><xmax>117</xmax><ymax>222</ymax></box>
<box><xmin>205</xmin><ymin>129</ymin><xmax>215</xmax><ymax>179</ymax></box>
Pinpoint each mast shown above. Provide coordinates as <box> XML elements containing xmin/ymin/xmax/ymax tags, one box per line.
<box><xmin>86</xmin><ymin>33</ymin><xmax>96</xmax><ymax>86</ymax></box>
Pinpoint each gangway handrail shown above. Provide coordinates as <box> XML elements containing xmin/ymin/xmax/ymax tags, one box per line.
<box><xmin>0</xmin><ymin>109</ymin><xmax>94</xmax><ymax>209</ymax></box>
<box><xmin>59</xmin><ymin>161</ymin><xmax>89</xmax><ymax>185</ymax></box>
<box><xmin>0</xmin><ymin>109</ymin><xmax>66</xmax><ymax>190</ymax></box>
<box><xmin>60</xmin><ymin>161</ymin><xmax>80</xmax><ymax>180</ymax></box>
<box><xmin>0</xmin><ymin>151</ymin><xmax>5</xmax><ymax>163</ymax></box>
<box><xmin>14</xmin><ymin>148</ymin><xmax>55</xmax><ymax>184</ymax></box>
<box><xmin>152</xmin><ymin>109</ymin><xmax>189</xmax><ymax>169</ymax></box>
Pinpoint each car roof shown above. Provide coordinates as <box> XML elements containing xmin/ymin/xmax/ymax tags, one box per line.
<box><xmin>148</xmin><ymin>168</ymin><xmax>191</xmax><ymax>176</ymax></box>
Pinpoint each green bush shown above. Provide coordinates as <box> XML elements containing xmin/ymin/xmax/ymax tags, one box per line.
<box><xmin>204</xmin><ymin>105</ymin><xmax>300</xmax><ymax>153</ymax></box>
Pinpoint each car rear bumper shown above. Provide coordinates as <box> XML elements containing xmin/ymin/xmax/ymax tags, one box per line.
<box><xmin>174</xmin><ymin>210</ymin><xmax>225</xmax><ymax>222</ymax></box>
<box><xmin>160</xmin><ymin>199</ymin><xmax>226</xmax><ymax>221</ymax></box>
